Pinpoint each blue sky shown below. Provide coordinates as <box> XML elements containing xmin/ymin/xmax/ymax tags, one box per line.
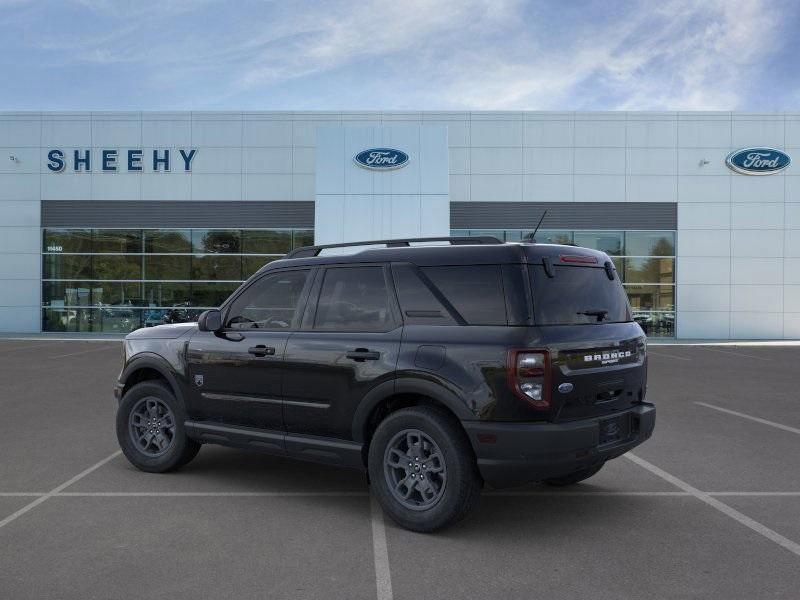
<box><xmin>1</xmin><ymin>0</ymin><xmax>798</xmax><ymax>111</ymax></box>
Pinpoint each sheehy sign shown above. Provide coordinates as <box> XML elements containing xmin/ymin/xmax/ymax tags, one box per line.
<box><xmin>46</xmin><ymin>149</ymin><xmax>197</xmax><ymax>172</ymax></box>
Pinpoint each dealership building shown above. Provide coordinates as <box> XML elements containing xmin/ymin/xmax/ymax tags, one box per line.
<box><xmin>0</xmin><ymin>110</ymin><xmax>798</xmax><ymax>339</ymax></box>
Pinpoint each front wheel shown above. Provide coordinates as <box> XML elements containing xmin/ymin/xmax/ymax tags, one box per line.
<box><xmin>368</xmin><ymin>406</ymin><xmax>482</xmax><ymax>533</ymax></box>
<box><xmin>543</xmin><ymin>462</ymin><xmax>605</xmax><ymax>486</ymax></box>
<box><xmin>116</xmin><ymin>380</ymin><xmax>201</xmax><ymax>473</ymax></box>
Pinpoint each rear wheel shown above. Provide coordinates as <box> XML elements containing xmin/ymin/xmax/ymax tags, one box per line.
<box><xmin>116</xmin><ymin>380</ymin><xmax>200</xmax><ymax>473</ymax></box>
<box><xmin>368</xmin><ymin>406</ymin><xmax>482</xmax><ymax>532</ymax></box>
<box><xmin>543</xmin><ymin>462</ymin><xmax>605</xmax><ymax>486</ymax></box>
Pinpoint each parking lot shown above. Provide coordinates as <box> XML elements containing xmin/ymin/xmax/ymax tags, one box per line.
<box><xmin>1</xmin><ymin>339</ymin><xmax>799</xmax><ymax>599</ymax></box>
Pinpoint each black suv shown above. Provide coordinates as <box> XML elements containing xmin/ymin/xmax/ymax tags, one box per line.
<box><xmin>114</xmin><ymin>236</ymin><xmax>655</xmax><ymax>532</ymax></box>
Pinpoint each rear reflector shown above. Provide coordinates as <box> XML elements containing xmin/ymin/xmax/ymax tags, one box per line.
<box><xmin>560</xmin><ymin>254</ymin><xmax>598</xmax><ymax>264</ymax></box>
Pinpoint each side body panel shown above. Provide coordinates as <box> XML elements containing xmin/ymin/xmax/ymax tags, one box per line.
<box><xmin>185</xmin><ymin>329</ymin><xmax>290</xmax><ymax>430</ymax></box>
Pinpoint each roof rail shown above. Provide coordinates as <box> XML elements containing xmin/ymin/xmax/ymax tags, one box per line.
<box><xmin>284</xmin><ymin>236</ymin><xmax>503</xmax><ymax>259</ymax></box>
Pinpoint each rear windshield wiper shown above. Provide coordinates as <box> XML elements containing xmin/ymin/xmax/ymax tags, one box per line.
<box><xmin>577</xmin><ymin>309</ymin><xmax>609</xmax><ymax>322</ymax></box>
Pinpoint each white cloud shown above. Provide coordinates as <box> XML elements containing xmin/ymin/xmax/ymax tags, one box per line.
<box><xmin>2</xmin><ymin>0</ymin><xmax>793</xmax><ymax>109</ymax></box>
<box><xmin>422</xmin><ymin>0</ymin><xmax>787</xmax><ymax>110</ymax></box>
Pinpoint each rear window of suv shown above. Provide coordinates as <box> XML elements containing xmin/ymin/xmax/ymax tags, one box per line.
<box><xmin>529</xmin><ymin>264</ymin><xmax>631</xmax><ymax>325</ymax></box>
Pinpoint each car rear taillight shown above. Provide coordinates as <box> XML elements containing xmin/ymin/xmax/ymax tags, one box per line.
<box><xmin>508</xmin><ymin>350</ymin><xmax>551</xmax><ymax>409</ymax></box>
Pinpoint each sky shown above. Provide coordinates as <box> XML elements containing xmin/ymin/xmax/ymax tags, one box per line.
<box><xmin>1</xmin><ymin>0</ymin><xmax>798</xmax><ymax>111</ymax></box>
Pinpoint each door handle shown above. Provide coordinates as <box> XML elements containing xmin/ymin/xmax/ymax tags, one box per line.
<box><xmin>248</xmin><ymin>345</ymin><xmax>276</xmax><ymax>357</ymax></box>
<box><xmin>346</xmin><ymin>349</ymin><xmax>381</xmax><ymax>362</ymax></box>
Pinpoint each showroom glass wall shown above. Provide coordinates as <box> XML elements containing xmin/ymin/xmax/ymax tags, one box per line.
<box><xmin>452</xmin><ymin>229</ymin><xmax>676</xmax><ymax>337</ymax></box>
<box><xmin>41</xmin><ymin>228</ymin><xmax>314</xmax><ymax>333</ymax></box>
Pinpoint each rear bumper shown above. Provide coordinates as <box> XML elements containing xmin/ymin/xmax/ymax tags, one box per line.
<box><xmin>463</xmin><ymin>403</ymin><xmax>655</xmax><ymax>488</ymax></box>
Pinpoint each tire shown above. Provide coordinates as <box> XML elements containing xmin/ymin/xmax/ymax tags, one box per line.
<box><xmin>543</xmin><ymin>462</ymin><xmax>605</xmax><ymax>487</ymax></box>
<box><xmin>368</xmin><ymin>406</ymin><xmax>482</xmax><ymax>533</ymax></box>
<box><xmin>116</xmin><ymin>380</ymin><xmax>201</xmax><ymax>473</ymax></box>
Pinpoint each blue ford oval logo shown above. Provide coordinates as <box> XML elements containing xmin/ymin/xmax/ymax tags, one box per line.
<box><xmin>726</xmin><ymin>147</ymin><xmax>790</xmax><ymax>175</ymax></box>
<box><xmin>354</xmin><ymin>148</ymin><xmax>409</xmax><ymax>170</ymax></box>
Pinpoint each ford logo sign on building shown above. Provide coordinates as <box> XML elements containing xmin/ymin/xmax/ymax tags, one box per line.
<box><xmin>354</xmin><ymin>148</ymin><xmax>409</xmax><ymax>170</ymax></box>
<box><xmin>726</xmin><ymin>147</ymin><xmax>790</xmax><ymax>175</ymax></box>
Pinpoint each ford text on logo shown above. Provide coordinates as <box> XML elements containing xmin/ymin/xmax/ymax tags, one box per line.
<box><xmin>354</xmin><ymin>148</ymin><xmax>409</xmax><ymax>170</ymax></box>
<box><xmin>584</xmin><ymin>350</ymin><xmax>632</xmax><ymax>366</ymax></box>
<box><xmin>725</xmin><ymin>147</ymin><xmax>790</xmax><ymax>175</ymax></box>
<box><xmin>46</xmin><ymin>148</ymin><xmax>197</xmax><ymax>173</ymax></box>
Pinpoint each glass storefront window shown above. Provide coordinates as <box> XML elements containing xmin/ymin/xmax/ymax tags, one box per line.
<box><xmin>142</xmin><ymin>282</ymin><xmax>192</xmax><ymax>307</ymax></box>
<box><xmin>43</xmin><ymin>229</ymin><xmax>92</xmax><ymax>253</ymax></box>
<box><xmin>625</xmin><ymin>231</ymin><xmax>675</xmax><ymax>257</ymax></box>
<box><xmin>624</xmin><ymin>285</ymin><xmax>675</xmax><ymax>311</ymax></box>
<box><xmin>92</xmin><ymin>255</ymin><xmax>143</xmax><ymax>280</ymax></box>
<box><xmin>242</xmin><ymin>230</ymin><xmax>292</xmax><ymax>254</ymax></box>
<box><xmin>527</xmin><ymin>230</ymin><xmax>573</xmax><ymax>245</ymax></box>
<box><xmin>192</xmin><ymin>229</ymin><xmax>241</xmax><ymax>253</ymax></box>
<box><xmin>292</xmin><ymin>229</ymin><xmax>314</xmax><ymax>249</ymax></box>
<box><xmin>623</xmin><ymin>258</ymin><xmax>674</xmax><ymax>284</ymax></box>
<box><xmin>43</xmin><ymin>281</ymin><xmax>143</xmax><ymax>307</ymax></box>
<box><xmin>43</xmin><ymin>254</ymin><xmax>92</xmax><ymax>279</ymax></box>
<box><xmin>468</xmin><ymin>229</ymin><xmax>506</xmax><ymax>241</ymax></box>
<box><xmin>93</xmin><ymin>229</ymin><xmax>142</xmax><ymax>253</ymax></box>
<box><xmin>633</xmin><ymin>312</ymin><xmax>675</xmax><ymax>337</ymax></box>
<box><xmin>144</xmin><ymin>230</ymin><xmax>192</xmax><ymax>253</ymax></box>
<box><xmin>42</xmin><ymin>227</ymin><xmax>315</xmax><ymax>333</ymax></box>
<box><xmin>143</xmin><ymin>255</ymin><xmax>192</xmax><ymax>280</ymax></box>
<box><xmin>574</xmin><ymin>231</ymin><xmax>624</xmax><ymax>256</ymax></box>
<box><xmin>191</xmin><ymin>255</ymin><xmax>243</xmax><ymax>281</ymax></box>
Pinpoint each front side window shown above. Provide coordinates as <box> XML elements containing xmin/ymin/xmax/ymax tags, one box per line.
<box><xmin>314</xmin><ymin>267</ymin><xmax>393</xmax><ymax>331</ymax></box>
<box><xmin>225</xmin><ymin>269</ymin><xmax>310</xmax><ymax>330</ymax></box>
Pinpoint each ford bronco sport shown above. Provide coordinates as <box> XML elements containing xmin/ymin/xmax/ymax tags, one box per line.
<box><xmin>114</xmin><ymin>236</ymin><xmax>655</xmax><ymax>532</ymax></box>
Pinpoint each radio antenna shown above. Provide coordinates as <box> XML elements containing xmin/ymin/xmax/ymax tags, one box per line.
<box><xmin>529</xmin><ymin>209</ymin><xmax>548</xmax><ymax>242</ymax></box>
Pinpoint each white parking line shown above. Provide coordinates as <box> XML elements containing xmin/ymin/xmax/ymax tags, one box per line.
<box><xmin>2</xmin><ymin>490</ymin><xmax>798</xmax><ymax>498</ymax></box>
<box><xmin>697</xmin><ymin>347</ymin><xmax>770</xmax><ymax>361</ymax></box>
<box><xmin>488</xmin><ymin>491</ymin><xmax>690</xmax><ymax>496</ymax></box>
<box><xmin>696</xmin><ymin>402</ymin><xmax>800</xmax><ymax>436</ymax></box>
<box><xmin>370</xmin><ymin>495</ymin><xmax>393</xmax><ymax>600</ymax></box>
<box><xmin>709</xmin><ymin>492</ymin><xmax>800</xmax><ymax>497</ymax></box>
<box><xmin>626</xmin><ymin>452</ymin><xmax>800</xmax><ymax>558</ymax></box>
<box><xmin>49</xmin><ymin>344</ymin><xmax>119</xmax><ymax>359</ymax></box>
<box><xmin>647</xmin><ymin>350</ymin><xmax>691</xmax><ymax>361</ymax></box>
<box><xmin>54</xmin><ymin>491</ymin><xmax>369</xmax><ymax>497</ymax></box>
<box><xmin>0</xmin><ymin>342</ymin><xmax>61</xmax><ymax>355</ymax></box>
<box><xmin>0</xmin><ymin>450</ymin><xmax>121</xmax><ymax>531</ymax></box>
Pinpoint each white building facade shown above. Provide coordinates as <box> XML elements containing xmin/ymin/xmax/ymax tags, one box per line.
<box><xmin>0</xmin><ymin>110</ymin><xmax>798</xmax><ymax>339</ymax></box>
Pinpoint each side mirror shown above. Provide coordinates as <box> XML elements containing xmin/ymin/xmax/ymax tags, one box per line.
<box><xmin>197</xmin><ymin>309</ymin><xmax>222</xmax><ymax>332</ymax></box>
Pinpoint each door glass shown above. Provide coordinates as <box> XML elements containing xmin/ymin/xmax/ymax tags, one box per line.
<box><xmin>314</xmin><ymin>267</ymin><xmax>393</xmax><ymax>331</ymax></box>
<box><xmin>226</xmin><ymin>270</ymin><xmax>309</xmax><ymax>330</ymax></box>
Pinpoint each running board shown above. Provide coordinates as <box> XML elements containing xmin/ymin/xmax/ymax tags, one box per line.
<box><xmin>185</xmin><ymin>421</ymin><xmax>364</xmax><ymax>469</ymax></box>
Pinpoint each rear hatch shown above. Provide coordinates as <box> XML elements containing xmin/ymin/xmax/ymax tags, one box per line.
<box><xmin>528</xmin><ymin>251</ymin><xmax>647</xmax><ymax>423</ymax></box>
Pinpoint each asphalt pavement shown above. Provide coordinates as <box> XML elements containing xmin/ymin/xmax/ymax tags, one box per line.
<box><xmin>1</xmin><ymin>340</ymin><xmax>799</xmax><ymax>599</ymax></box>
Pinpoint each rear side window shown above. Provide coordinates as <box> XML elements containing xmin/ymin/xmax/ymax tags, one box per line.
<box><xmin>391</xmin><ymin>264</ymin><xmax>457</xmax><ymax>325</ymax></box>
<box><xmin>314</xmin><ymin>267</ymin><xmax>394</xmax><ymax>331</ymax></box>
<box><xmin>529</xmin><ymin>265</ymin><xmax>631</xmax><ymax>325</ymax></box>
<box><xmin>421</xmin><ymin>265</ymin><xmax>507</xmax><ymax>326</ymax></box>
